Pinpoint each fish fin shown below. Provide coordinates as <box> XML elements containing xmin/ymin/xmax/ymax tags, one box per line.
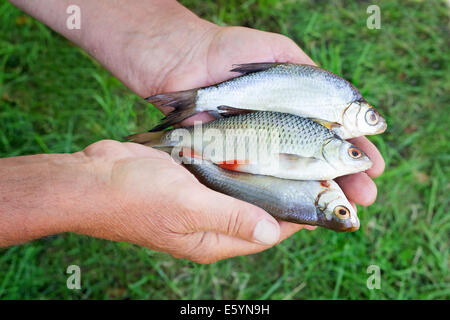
<box><xmin>145</xmin><ymin>89</ymin><xmax>198</xmax><ymax>131</ymax></box>
<box><xmin>279</xmin><ymin>153</ymin><xmax>319</xmax><ymax>168</ymax></box>
<box><xmin>150</xmin><ymin>145</ymin><xmax>174</xmax><ymax>153</ymax></box>
<box><xmin>216</xmin><ymin>159</ymin><xmax>250</xmax><ymax>172</ymax></box>
<box><xmin>278</xmin><ymin>154</ymin><xmax>335</xmax><ymax>179</ymax></box>
<box><xmin>310</xmin><ymin>118</ymin><xmax>340</xmax><ymax>131</ymax></box>
<box><xmin>126</xmin><ymin>131</ymin><xmax>165</xmax><ymax>145</ymax></box>
<box><xmin>319</xmin><ymin>180</ymin><xmax>331</xmax><ymax>188</ymax></box>
<box><xmin>217</xmin><ymin>105</ymin><xmax>256</xmax><ymax>116</ymax></box>
<box><xmin>126</xmin><ymin>131</ymin><xmax>175</xmax><ymax>153</ymax></box>
<box><xmin>230</xmin><ymin>62</ymin><xmax>280</xmax><ymax>75</ymax></box>
<box><xmin>279</xmin><ymin>153</ymin><xmax>303</xmax><ymax>161</ymax></box>
<box><xmin>179</xmin><ymin>147</ymin><xmax>205</xmax><ymax>165</ymax></box>
<box><xmin>179</xmin><ymin>147</ymin><xmax>203</xmax><ymax>160</ymax></box>
<box><xmin>205</xmin><ymin>110</ymin><xmax>223</xmax><ymax>119</ymax></box>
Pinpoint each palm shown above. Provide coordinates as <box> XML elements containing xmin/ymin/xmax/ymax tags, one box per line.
<box><xmin>84</xmin><ymin>140</ymin><xmax>305</xmax><ymax>258</ymax></box>
<box><xmin>82</xmin><ymin>27</ymin><xmax>383</xmax><ymax>253</ymax></box>
<box><xmin>160</xmin><ymin>26</ymin><xmax>314</xmax><ymax>93</ymax></box>
<box><xmin>84</xmin><ymin>140</ymin><xmax>198</xmax><ymax>191</ymax></box>
<box><xmin>151</xmin><ymin>27</ymin><xmax>384</xmax><ymax>205</ymax></box>
<box><xmin>141</xmin><ymin>26</ymin><xmax>385</xmax><ymax>211</ymax></box>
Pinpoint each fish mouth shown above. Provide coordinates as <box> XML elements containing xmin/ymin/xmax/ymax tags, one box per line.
<box><xmin>376</xmin><ymin>117</ymin><xmax>387</xmax><ymax>134</ymax></box>
<box><xmin>315</xmin><ymin>208</ymin><xmax>360</xmax><ymax>232</ymax></box>
<box><xmin>340</xmin><ymin>219</ymin><xmax>360</xmax><ymax>232</ymax></box>
<box><xmin>344</xmin><ymin>215</ymin><xmax>360</xmax><ymax>232</ymax></box>
<box><xmin>344</xmin><ymin>225</ymin><xmax>360</xmax><ymax>232</ymax></box>
<box><xmin>321</xmin><ymin>221</ymin><xmax>359</xmax><ymax>232</ymax></box>
<box><xmin>333</xmin><ymin>220</ymin><xmax>360</xmax><ymax>232</ymax></box>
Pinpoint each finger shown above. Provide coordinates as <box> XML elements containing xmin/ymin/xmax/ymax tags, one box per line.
<box><xmin>348</xmin><ymin>137</ymin><xmax>385</xmax><ymax>178</ymax></box>
<box><xmin>184</xmin><ymin>220</ymin><xmax>315</xmax><ymax>264</ymax></box>
<box><xmin>185</xmin><ymin>186</ymin><xmax>281</xmax><ymax>245</ymax></box>
<box><xmin>182</xmin><ymin>232</ymin><xmax>272</xmax><ymax>264</ymax></box>
<box><xmin>335</xmin><ymin>172</ymin><xmax>378</xmax><ymax>206</ymax></box>
<box><xmin>262</xmin><ymin>31</ymin><xmax>316</xmax><ymax>66</ymax></box>
<box><xmin>82</xmin><ymin>139</ymin><xmax>125</xmax><ymax>157</ymax></box>
<box><xmin>277</xmin><ymin>221</ymin><xmax>316</xmax><ymax>241</ymax></box>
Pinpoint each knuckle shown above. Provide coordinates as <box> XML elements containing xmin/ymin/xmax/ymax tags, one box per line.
<box><xmin>226</xmin><ymin>205</ymin><xmax>244</xmax><ymax>237</ymax></box>
<box><xmin>186</xmin><ymin>233</ymin><xmax>221</xmax><ymax>264</ymax></box>
<box><xmin>83</xmin><ymin>139</ymin><xmax>124</xmax><ymax>156</ymax></box>
<box><xmin>92</xmin><ymin>139</ymin><xmax>122</xmax><ymax>149</ymax></box>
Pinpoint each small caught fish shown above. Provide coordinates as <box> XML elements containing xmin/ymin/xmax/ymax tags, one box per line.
<box><xmin>127</xmin><ymin>111</ymin><xmax>373</xmax><ymax>180</ymax></box>
<box><xmin>146</xmin><ymin>63</ymin><xmax>387</xmax><ymax>139</ymax></box>
<box><xmin>184</xmin><ymin>160</ymin><xmax>360</xmax><ymax>232</ymax></box>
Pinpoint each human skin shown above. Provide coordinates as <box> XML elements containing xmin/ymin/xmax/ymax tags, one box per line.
<box><xmin>2</xmin><ymin>0</ymin><xmax>385</xmax><ymax>263</ymax></box>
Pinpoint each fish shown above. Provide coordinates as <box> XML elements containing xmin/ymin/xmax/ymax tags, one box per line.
<box><xmin>146</xmin><ymin>62</ymin><xmax>387</xmax><ymax>139</ymax></box>
<box><xmin>127</xmin><ymin>111</ymin><xmax>373</xmax><ymax>180</ymax></box>
<box><xmin>184</xmin><ymin>160</ymin><xmax>360</xmax><ymax>232</ymax></box>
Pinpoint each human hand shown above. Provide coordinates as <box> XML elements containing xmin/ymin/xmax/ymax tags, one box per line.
<box><xmin>8</xmin><ymin>0</ymin><xmax>385</xmax><ymax>210</ymax></box>
<box><xmin>76</xmin><ymin>140</ymin><xmax>311</xmax><ymax>263</ymax></box>
<box><xmin>7</xmin><ymin>0</ymin><xmax>385</xmax><ymax>260</ymax></box>
<box><xmin>122</xmin><ymin>24</ymin><xmax>385</xmax><ymax>234</ymax></box>
<box><xmin>89</xmin><ymin>3</ymin><xmax>384</xmax><ymax>237</ymax></box>
<box><xmin>0</xmin><ymin>139</ymin><xmax>307</xmax><ymax>262</ymax></box>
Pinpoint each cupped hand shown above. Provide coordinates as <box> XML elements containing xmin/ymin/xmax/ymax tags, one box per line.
<box><xmin>79</xmin><ymin>140</ymin><xmax>309</xmax><ymax>264</ymax></box>
<box><xmin>127</xmin><ymin>25</ymin><xmax>385</xmax><ymax>237</ymax></box>
<box><xmin>7</xmin><ymin>0</ymin><xmax>385</xmax><ymax>262</ymax></box>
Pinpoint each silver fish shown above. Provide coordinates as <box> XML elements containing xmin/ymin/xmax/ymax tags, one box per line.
<box><xmin>184</xmin><ymin>160</ymin><xmax>360</xmax><ymax>232</ymax></box>
<box><xmin>146</xmin><ymin>63</ymin><xmax>386</xmax><ymax>139</ymax></box>
<box><xmin>127</xmin><ymin>111</ymin><xmax>373</xmax><ymax>180</ymax></box>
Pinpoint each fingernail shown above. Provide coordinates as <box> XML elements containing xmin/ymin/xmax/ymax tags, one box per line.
<box><xmin>253</xmin><ymin>220</ymin><xmax>279</xmax><ymax>245</ymax></box>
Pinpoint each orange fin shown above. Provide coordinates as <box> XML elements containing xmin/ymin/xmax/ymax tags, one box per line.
<box><xmin>179</xmin><ymin>147</ymin><xmax>203</xmax><ymax>160</ymax></box>
<box><xmin>216</xmin><ymin>160</ymin><xmax>249</xmax><ymax>172</ymax></box>
<box><xmin>320</xmin><ymin>180</ymin><xmax>331</xmax><ymax>188</ymax></box>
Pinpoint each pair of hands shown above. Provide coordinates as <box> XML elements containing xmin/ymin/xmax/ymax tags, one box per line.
<box><xmin>79</xmin><ymin>27</ymin><xmax>385</xmax><ymax>263</ymax></box>
<box><xmin>8</xmin><ymin>0</ymin><xmax>384</xmax><ymax>263</ymax></box>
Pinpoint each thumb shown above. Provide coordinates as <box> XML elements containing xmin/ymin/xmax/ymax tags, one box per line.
<box><xmin>185</xmin><ymin>186</ymin><xmax>281</xmax><ymax>245</ymax></box>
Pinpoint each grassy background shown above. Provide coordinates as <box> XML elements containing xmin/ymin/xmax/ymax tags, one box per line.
<box><xmin>0</xmin><ymin>0</ymin><xmax>449</xmax><ymax>299</ymax></box>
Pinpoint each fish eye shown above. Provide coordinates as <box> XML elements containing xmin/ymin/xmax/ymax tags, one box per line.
<box><xmin>365</xmin><ymin>109</ymin><xmax>379</xmax><ymax>126</ymax></box>
<box><xmin>348</xmin><ymin>147</ymin><xmax>362</xmax><ymax>159</ymax></box>
<box><xmin>334</xmin><ymin>206</ymin><xmax>350</xmax><ymax>219</ymax></box>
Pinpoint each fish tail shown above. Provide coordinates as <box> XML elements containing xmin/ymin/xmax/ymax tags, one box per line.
<box><xmin>126</xmin><ymin>131</ymin><xmax>176</xmax><ymax>154</ymax></box>
<box><xmin>145</xmin><ymin>89</ymin><xmax>198</xmax><ymax>132</ymax></box>
<box><xmin>126</xmin><ymin>131</ymin><xmax>165</xmax><ymax>146</ymax></box>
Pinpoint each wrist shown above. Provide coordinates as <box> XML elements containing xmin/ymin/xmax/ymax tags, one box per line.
<box><xmin>82</xmin><ymin>0</ymin><xmax>219</xmax><ymax>97</ymax></box>
<box><xmin>11</xmin><ymin>0</ymin><xmax>220</xmax><ymax>97</ymax></box>
<box><xmin>0</xmin><ymin>152</ymin><xmax>110</xmax><ymax>245</ymax></box>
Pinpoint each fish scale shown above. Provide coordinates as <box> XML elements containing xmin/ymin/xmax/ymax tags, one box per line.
<box><xmin>129</xmin><ymin>110</ymin><xmax>373</xmax><ymax>180</ymax></box>
<box><xmin>184</xmin><ymin>161</ymin><xmax>360</xmax><ymax>232</ymax></box>
<box><xmin>190</xmin><ymin>111</ymin><xmax>335</xmax><ymax>157</ymax></box>
<box><xmin>197</xmin><ymin>64</ymin><xmax>361</xmax><ymax>116</ymax></box>
<box><xmin>145</xmin><ymin>63</ymin><xmax>386</xmax><ymax>139</ymax></box>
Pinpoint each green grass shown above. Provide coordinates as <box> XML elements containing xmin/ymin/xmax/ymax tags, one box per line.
<box><xmin>0</xmin><ymin>0</ymin><xmax>449</xmax><ymax>299</ymax></box>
